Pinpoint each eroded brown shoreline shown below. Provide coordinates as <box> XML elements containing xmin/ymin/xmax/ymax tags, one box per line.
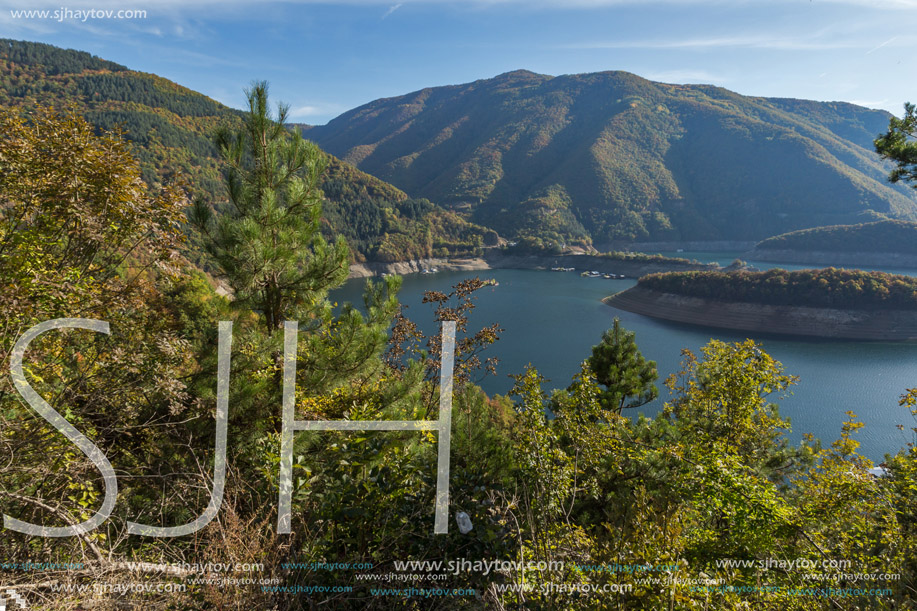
<box><xmin>604</xmin><ymin>286</ymin><xmax>917</xmax><ymax>340</ymax></box>
<box><xmin>348</xmin><ymin>251</ymin><xmax>715</xmax><ymax>279</ymax></box>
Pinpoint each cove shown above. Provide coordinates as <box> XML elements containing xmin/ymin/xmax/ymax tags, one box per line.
<box><xmin>333</xmin><ymin>261</ymin><xmax>917</xmax><ymax>463</ymax></box>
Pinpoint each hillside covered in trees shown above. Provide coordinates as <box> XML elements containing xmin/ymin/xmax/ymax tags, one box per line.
<box><xmin>756</xmin><ymin>219</ymin><xmax>917</xmax><ymax>255</ymax></box>
<box><xmin>8</xmin><ymin>38</ymin><xmax>914</xmax><ymax>262</ymax></box>
<box><xmin>638</xmin><ymin>267</ymin><xmax>917</xmax><ymax>310</ymax></box>
<box><xmin>0</xmin><ymin>38</ymin><xmax>488</xmax><ymax>263</ymax></box>
<box><xmin>305</xmin><ymin>69</ymin><xmax>917</xmax><ymax>247</ymax></box>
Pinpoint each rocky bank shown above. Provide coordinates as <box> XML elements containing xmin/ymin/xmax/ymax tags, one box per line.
<box><xmin>605</xmin><ymin>286</ymin><xmax>917</xmax><ymax>340</ymax></box>
<box><xmin>348</xmin><ymin>251</ymin><xmax>716</xmax><ymax>279</ymax></box>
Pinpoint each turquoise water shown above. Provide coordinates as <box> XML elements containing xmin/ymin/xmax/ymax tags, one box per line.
<box><xmin>333</xmin><ymin>257</ymin><xmax>917</xmax><ymax>462</ymax></box>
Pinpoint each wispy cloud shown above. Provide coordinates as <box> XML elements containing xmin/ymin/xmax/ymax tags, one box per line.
<box><xmin>847</xmin><ymin>98</ymin><xmax>889</xmax><ymax>108</ymax></box>
<box><xmin>5</xmin><ymin>0</ymin><xmax>917</xmax><ymax>16</ymax></box>
<box><xmin>3</xmin><ymin>0</ymin><xmax>917</xmax><ymax>8</ymax></box>
<box><xmin>558</xmin><ymin>35</ymin><xmax>864</xmax><ymax>51</ymax></box>
<box><xmin>382</xmin><ymin>3</ymin><xmax>403</xmax><ymax>18</ymax></box>
<box><xmin>14</xmin><ymin>0</ymin><xmax>917</xmax><ymax>7</ymax></box>
<box><xmin>644</xmin><ymin>69</ymin><xmax>727</xmax><ymax>84</ymax></box>
<box><xmin>288</xmin><ymin>103</ymin><xmax>348</xmax><ymax>119</ymax></box>
<box><xmin>819</xmin><ymin>0</ymin><xmax>917</xmax><ymax>8</ymax></box>
<box><xmin>865</xmin><ymin>36</ymin><xmax>897</xmax><ymax>54</ymax></box>
<box><xmin>0</xmin><ymin>13</ymin><xmax>58</xmax><ymax>35</ymax></box>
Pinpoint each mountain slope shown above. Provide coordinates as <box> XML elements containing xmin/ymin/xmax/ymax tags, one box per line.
<box><xmin>756</xmin><ymin>220</ymin><xmax>917</xmax><ymax>254</ymax></box>
<box><xmin>0</xmin><ymin>38</ymin><xmax>487</xmax><ymax>262</ymax></box>
<box><xmin>305</xmin><ymin>70</ymin><xmax>917</xmax><ymax>245</ymax></box>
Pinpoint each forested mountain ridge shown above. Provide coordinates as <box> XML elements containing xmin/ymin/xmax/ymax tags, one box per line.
<box><xmin>639</xmin><ymin>267</ymin><xmax>917</xmax><ymax>310</ymax></box>
<box><xmin>7</xmin><ymin>39</ymin><xmax>907</xmax><ymax>258</ymax></box>
<box><xmin>304</xmin><ymin>69</ymin><xmax>917</xmax><ymax>246</ymax></box>
<box><xmin>756</xmin><ymin>220</ymin><xmax>917</xmax><ymax>254</ymax></box>
<box><xmin>0</xmin><ymin>39</ymin><xmax>232</xmax><ymax>195</ymax></box>
<box><xmin>0</xmin><ymin>38</ymin><xmax>487</xmax><ymax>262</ymax></box>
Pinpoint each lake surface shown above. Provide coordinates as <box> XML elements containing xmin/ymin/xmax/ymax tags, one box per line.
<box><xmin>333</xmin><ymin>255</ymin><xmax>917</xmax><ymax>462</ymax></box>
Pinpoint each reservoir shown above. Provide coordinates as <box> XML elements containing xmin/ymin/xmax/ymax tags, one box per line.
<box><xmin>333</xmin><ymin>254</ymin><xmax>917</xmax><ymax>463</ymax></box>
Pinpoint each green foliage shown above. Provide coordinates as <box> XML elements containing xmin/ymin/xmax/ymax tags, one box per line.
<box><xmin>639</xmin><ymin>267</ymin><xmax>917</xmax><ymax>310</ymax></box>
<box><xmin>875</xmin><ymin>101</ymin><xmax>917</xmax><ymax>188</ymax></box>
<box><xmin>788</xmin><ymin>413</ymin><xmax>905</xmax><ymax>598</ymax></box>
<box><xmin>504</xmin><ymin>235</ymin><xmax>565</xmax><ymax>255</ymax></box>
<box><xmin>0</xmin><ymin>39</ymin><xmax>233</xmax><ymax>199</ymax></box>
<box><xmin>191</xmin><ymin>82</ymin><xmax>350</xmax><ymax>332</ymax></box>
<box><xmin>586</xmin><ymin>318</ymin><xmax>658</xmax><ymax>413</ymax></box>
<box><xmin>664</xmin><ymin>340</ymin><xmax>799</xmax><ymax>471</ymax></box>
<box><xmin>0</xmin><ymin>104</ymin><xmax>214</xmax><ymax>576</ymax></box>
<box><xmin>0</xmin><ymin>104</ymin><xmax>186</xmax><ymax>322</ymax></box>
<box><xmin>1</xmin><ymin>38</ymin><xmax>126</xmax><ymax>74</ymax></box>
<box><xmin>757</xmin><ymin>219</ymin><xmax>917</xmax><ymax>254</ymax></box>
<box><xmin>77</xmin><ymin>73</ymin><xmax>226</xmax><ymax>117</ymax></box>
<box><xmin>600</xmin><ymin>250</ymin><xmax>699</xmax><ymax>264</ymax></box>
<box><xmin>510</xmin><ymin>367</ymin><xmax>573</xmax><ymax>514</ymax></box>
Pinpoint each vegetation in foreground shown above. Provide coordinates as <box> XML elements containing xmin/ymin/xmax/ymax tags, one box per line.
<box><xmin>0</xmin><ymin>93</ymin><xmax>915</xmax><ymax>611</ymax></box>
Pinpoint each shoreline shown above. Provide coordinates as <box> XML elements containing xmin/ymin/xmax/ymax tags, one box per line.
<box><xmin>622</xmin><ymin>243</ymin><xmax>917</xmax><ymax>271</ymax></box>
<box><xmin>623</xmin><ymin>240</ymin><xmax>757</xmax><ymax>252</ymax></box>
<box><xmin>745</xmin><ymin>248</ymin><xmax>917</xmax><ymax>270</ymax></box>
<box><xmin>348</xmin><ymin>251</ymin><xmax>717</xmax><ymax>279</ymax></box>
<box><xmin>604</xmin><ymin>286</ymin><xmax>917</xmax><ymax>341</ymax></box>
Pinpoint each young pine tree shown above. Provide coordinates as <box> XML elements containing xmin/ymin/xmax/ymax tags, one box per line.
<box><xmin>586</xmin><ymin>317</ymin><xmax>658</xmax><ymax>414</ymax></box>
<box><xmin>191</xmin><ymin>81</ymin><xmax>349</xmax><ymax>333</ymax></box>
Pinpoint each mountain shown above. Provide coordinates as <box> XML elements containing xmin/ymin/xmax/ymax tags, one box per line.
<box><xmin>304</xmin><ymin>69</ymin><xmax>917</xmax><ymax>246</ymax></box>
<box><xmin>0</xmin><ymin>39</ymin><xmax>487</xmax><ymax>263</ymax></box>
<box><xmin>8</xmin><ymin>40</ymin><xmax>912</xmax><ymax>256</ymax></box>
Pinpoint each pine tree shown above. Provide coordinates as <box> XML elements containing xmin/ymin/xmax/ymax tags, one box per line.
<box><xmin>586</xmin><ymin>318</ymin><xmax>658</xmax><ymax>414</ymax></box>
<box><xmin>875</xmin><ymin>102</ymin><xmax>917</xmax><ymax>189</ymax></box>
<box><xmin>191</xmin><ymin>81</ymin><xmax>349</xmax><ymax>333</ymax></box>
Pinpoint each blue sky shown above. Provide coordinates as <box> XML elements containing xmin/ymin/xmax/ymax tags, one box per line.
<box><xmin>2</xmin><ymin>0</ymin><xmax>916</xmax><ymax>124</ymax></box>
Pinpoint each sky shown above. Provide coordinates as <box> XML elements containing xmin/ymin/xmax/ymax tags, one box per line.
<box><xmin>1</xmin><ymin>0</ymin><xmax>916</xmax><ymax>124</ymax></box>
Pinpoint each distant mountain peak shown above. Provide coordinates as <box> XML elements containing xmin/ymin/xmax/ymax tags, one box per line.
<box><xmin>306</xmin><ymin>69</ymin><xmax>914</xmax><ymax>245</ymax></box>
<box><xmin>493</xmin><ymin>69</ymin><xmax>545</xmax><ymax>79</ymax></box>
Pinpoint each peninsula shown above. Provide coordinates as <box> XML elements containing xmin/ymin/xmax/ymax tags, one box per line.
<box><xmin>605</xmin><ymin>268</ymin><xmax>917</xmax><ymax>340</ymax></box>
<box><xmin>747</xmin><ymin>220</ymin><xmax>917</xmax><ymax>269</ymax></box>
